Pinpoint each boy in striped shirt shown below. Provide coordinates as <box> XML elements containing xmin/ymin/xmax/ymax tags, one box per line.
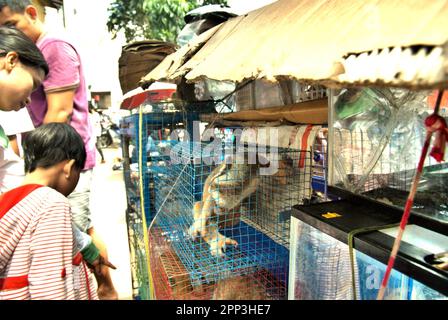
<box><xmin>0</xmin><ymin>123</ymin><xmax>99</xmax><ymax>299</ymax></box>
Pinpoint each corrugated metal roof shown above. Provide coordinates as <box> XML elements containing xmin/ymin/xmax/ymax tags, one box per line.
<box><xmin>143</xmin><ymin>0</ymin><xmax>448</xmax><ymax>89</ymax></box>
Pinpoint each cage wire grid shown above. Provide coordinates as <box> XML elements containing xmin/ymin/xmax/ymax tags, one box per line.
<box><xmin>124</xmin><ymin>206</ymin><xmax>150</xmax><ymax>299</ymax></box>
<box><xmin>149</xmin><ymin>142</ymin><xmax>314</xmax><ymax>300</ymax></box>
<box><xmin>121</xmin><ymin>110</ymin><xmax>329</xmax><ymax>299</ymax></box>
<box><xmin>121</xmin><ymin>116</ymin><xmax>150</xmax><ymax>299</ymax></box>
<box><xmin>120</xmin><ymin>112</ymin><xmax>198</xmax><ymax>299</ymax></box>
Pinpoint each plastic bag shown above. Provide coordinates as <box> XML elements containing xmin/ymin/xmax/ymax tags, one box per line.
<box><xmin>332</xmin><ymin>88</ymin><xmax>429</xmax><ymax>192</ymax></box>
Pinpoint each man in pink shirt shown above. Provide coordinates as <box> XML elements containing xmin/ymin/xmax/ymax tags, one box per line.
<box><xmin>0</xmin><ymin>0</ymin><xmax>117</xmax><ymax>299</ymax></box>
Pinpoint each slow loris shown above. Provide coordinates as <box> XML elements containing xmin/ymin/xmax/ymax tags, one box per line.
<box><xmin>188</xmin><ymin>154</ymin><xmax>291</xmax><ymax>257</ymax></box>
<box><xmin>189</xmin><ymin>158</ymin><xmax>261</xmax><ymax>256</ymax></box>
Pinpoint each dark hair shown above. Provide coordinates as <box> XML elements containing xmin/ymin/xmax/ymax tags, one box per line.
<box><xmin>23</xmin><ymin>123</ymin><xmax>86</xmax><ymax>173</ymax></box>
<box><xmin>0</xmin><ymin>0</ymin><xmax>31</xmax><ymax>13</ymax></box>
<box><xmin>0</xmin><ymin>26</ymin><xmax>49</xmax><ymax>75</ymax></box>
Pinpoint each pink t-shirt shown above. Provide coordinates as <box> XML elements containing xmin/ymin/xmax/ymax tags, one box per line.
<box><xmin>27</xmin><ymin>33</ymin><xmax>96</xmax><ymax>170</ymax></box>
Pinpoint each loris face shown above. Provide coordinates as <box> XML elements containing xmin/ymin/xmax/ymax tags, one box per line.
<box><xmin>215</xmin><ymin>162</ymin><xmax>259</xmax><ymax>182</ymax></box>
<box><xmin>216</xmin><ymin>154</ymin><xmax>271</xmax><ymax>180</ymax></box>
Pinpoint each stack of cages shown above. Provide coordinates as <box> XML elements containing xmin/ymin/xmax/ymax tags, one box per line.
<box><xmin>289</xmin><ymin>88</ymin><xmax>448</xmax><ymax>300</ymax></box>
<box><xmin>148</xmin><ymin>83</ymin><xmax>330</xmax><ymax>300</ymax></box>
<box><xmin>120</xmin><ymin>106</ymin><xmax>200</xmax><ymax>299</ymax></box>
<box><xmin>235</xmin><ymin>79</ymin><xmax>329</xmax><ymax>199</ymax></box>
<box><xmin>235</xmin><ymin>79</ymin><xmax>329</xmax><ymax>200</ymax></box>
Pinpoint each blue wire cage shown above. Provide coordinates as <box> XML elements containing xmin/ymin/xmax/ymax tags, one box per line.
<box><xmin>120</xmin><ymin>111</ymin><xmax>200</xmax><ymax>299</ymax></box>
<box><xmin>150</xmin><ymin>141</ymin><xmax>314</xmax><ymax>299</ymax></box>
<box><xmin>121</xmin><ymin>112</ymin><xmax>329</xmax><ymax>299</ymax></box>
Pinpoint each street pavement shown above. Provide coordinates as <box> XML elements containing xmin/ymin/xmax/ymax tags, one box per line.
<box><xmin>90</xmin><ymin>147</ymin><xmax>133</xmax><ymax>300</ymax></box>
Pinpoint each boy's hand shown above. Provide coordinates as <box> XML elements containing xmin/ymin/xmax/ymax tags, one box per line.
<box><xmin>87</xmin><ymin>254</ymin><xmax>117</xmax><ymax>274</ymax></box>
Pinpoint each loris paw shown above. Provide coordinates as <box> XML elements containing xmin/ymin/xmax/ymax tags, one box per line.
<box><xmin>209</xmin><ymin>236</ymin><xmax>238</xmax><ymax>257</ymax></box>
<box><xmin>188</xmin><ymin>221</ymin><xmax>207</xmax><ymax>239</ymax></box>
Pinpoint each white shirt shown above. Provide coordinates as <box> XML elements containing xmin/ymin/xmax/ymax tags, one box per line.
<box><xmin>0</xmin><ymin>123</ymin><xmax>24</xmax><ymax>194</ymax></box>
<box><xmin>0</xmin><ymin>109</ymin><xmax>35</xmax><ymax>135</ymax></box>
<box><xmin>0</xmin><ymin>145</ymin><xmax>25</xmax><ymax>193</ymax></box>
<box><xmin>0</xmin><ymin>109</ymin><xmax>35</xmax><ymax>158</ymax></box>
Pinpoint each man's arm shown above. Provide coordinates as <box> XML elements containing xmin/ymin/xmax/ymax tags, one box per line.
<box><xmin>43</xmin><ymin>90</ymin><xmax>75</xmax><ymax>124</ymax></box>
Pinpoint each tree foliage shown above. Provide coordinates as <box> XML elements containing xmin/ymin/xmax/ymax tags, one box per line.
<box><xmin>107</xmin><ymin>0</ymin><xmax>228</xmax><ymax>44</ymax></box>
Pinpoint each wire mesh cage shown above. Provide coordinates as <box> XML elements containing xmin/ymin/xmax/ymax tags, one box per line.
<box><xmin>201</xmin><ymin>124</ymin><xmax>329</xmax><ymax>244</ymax></box>
<box><xmin>120</xmin><ymin>111</ymin><xmax>200</xmax><ymax>299</ymax></box>
<box><xmin>120</xmin><ymin>110</ymin><xmax>330</xmax><ymax>299</ymax></box>
<box><xmin>120</xmin><ymin>112</ymin><xmax>200</xmax><ymax>222</ymax></box>
<box><xmin>147</xmin><ymin>142</ymin><xmax>314</xmax><ymax>300</ymax></box>
<box><xmin>125</xmin><ymin>204</ymin><xmax>151</xmax><ymax>300</ymax></box>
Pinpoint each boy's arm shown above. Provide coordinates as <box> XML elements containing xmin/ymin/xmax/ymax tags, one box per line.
<box><xmin>29</xmin><ymin>198</ymin><xmax>75</xmax><ymax>300</ymax></box>
<box><xmin>73</xmin><ymin>223</ymin><xmax>92</xmax><ymax>252</ymax></box>
<box><xmin>73</xmin><ymin>224</ymin><xmax>116</xmax><ymax>271</ymax></box>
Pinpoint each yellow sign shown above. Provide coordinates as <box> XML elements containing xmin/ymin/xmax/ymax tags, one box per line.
<box><xmin>322</xmin><ymin>212</ymin><xmax>342</xmax><ymax>219</ymax></box>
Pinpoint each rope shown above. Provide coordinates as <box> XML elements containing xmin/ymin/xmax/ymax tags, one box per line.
<box><xmin>434</xmin><ymin>89</ymin><xmax>444</xmax><ymax>114</ymax></box>
<box><xmin>347</xmin><ymin>223</ymin><xmax>400</xmax><ymax>300</ymax></box>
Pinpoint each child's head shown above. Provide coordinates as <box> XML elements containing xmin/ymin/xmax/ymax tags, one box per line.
<box><xmin>23</xmin><ymin>123</ymin><xmax>86</xmax><ymax>196</ymax></box>
<box><xmin>0</xmin><ymin>26</ymin><xmax>48</xmax><ymax>111</ymax></box>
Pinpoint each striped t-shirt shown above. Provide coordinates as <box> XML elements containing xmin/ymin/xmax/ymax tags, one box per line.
<box><xmin>0</xmin><ymin>186</ymin><xmax>97</xmax><ymax>300</ymax></box>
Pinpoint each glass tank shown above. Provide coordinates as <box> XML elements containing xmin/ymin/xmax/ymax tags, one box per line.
<box><xmin>329</xmin><ymin>88</ymin><xmax>448</xmax><ymax>223</ymax></box>
<box><xmin>288</xmin><ymin>217</ymin><xmax>447</xmax><ymax>300</ymax></box>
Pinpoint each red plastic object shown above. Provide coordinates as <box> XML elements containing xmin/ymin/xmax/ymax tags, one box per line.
<box><xmin>120</xmin><ymin>88</ymin><xmax>176</xmax><ymax>110</ymax></box>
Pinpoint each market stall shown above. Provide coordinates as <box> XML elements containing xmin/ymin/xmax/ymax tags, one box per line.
<box><xmin>124</xmin><ymin>0</ymin><xmax>448</xmax><ymax>300</ymax></box>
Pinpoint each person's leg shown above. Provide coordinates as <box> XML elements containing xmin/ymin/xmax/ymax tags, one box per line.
<box><xmin>96</xmin><ymin>140</ymin><xmax>105</xmax><ymax>163</ymax></box>
<box><xmin>68</xmin><ymin>169</ymin><xmax>118</xmax><ymax>300</ymax></box>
